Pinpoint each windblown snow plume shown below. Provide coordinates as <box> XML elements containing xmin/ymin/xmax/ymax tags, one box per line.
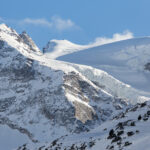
<box><xmin>43</xmin><ymin>31</ymin><xmax>133</xmax><ymax>59</ymax></box>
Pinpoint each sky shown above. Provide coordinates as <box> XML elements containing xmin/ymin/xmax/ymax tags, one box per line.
<box><xmin>0</xmin><ymin>0</ymin><xmax>150</xmax><ymax>49</ymax></box>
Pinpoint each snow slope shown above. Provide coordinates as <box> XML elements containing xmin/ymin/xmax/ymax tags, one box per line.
<box><xmin>0</xmin><ymin>125</ymin><xmax>29</xmax><ymax>150</ymax></box>
<box><xmin>0</xmin><ymin>24</ymin><xmax>150</xmax><ymax>150</ymax></box>
<box><xmin>43</xmin><ymin>39</ymin><xmax>88</xmax><ymax>59</ymax></box>
<box><xmin>57</xmin><ymin>37</ymin><xmax>150</xmax><ymax>92</ymax></box>
<box><xmin>43</xmin><ymin>31</ymin><xmax>133</xmax><ymax>59</ymax></box>
<box><xmin>18</xmin><ymin>101</ymin><xmax>150</xmax><ymax>150</ymax></box>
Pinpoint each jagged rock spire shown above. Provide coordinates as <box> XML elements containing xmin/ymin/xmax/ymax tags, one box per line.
<box><xmin>19</xmin><ymin>31</ymin><xmax>41</xmax><ymax>53</ymax></box>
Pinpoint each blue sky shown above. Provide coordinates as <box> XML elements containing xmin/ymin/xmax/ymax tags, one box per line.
<box><xmin>1</xmin><ymin>0</ymin><xmax>150</xmax><ymax>48</ymax></box>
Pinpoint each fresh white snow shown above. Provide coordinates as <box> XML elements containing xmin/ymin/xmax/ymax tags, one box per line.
<box><xmin>55</xmin><ymin>37</ymin><xmax>150</xmax><ymax>92</ymax></box>
<box><xmin>0</xmin><ymin>24</ymin><xmax>150</xmax><ymax>150</ymax></box>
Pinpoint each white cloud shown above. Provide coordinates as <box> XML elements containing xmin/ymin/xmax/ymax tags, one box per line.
<box><xmin>91</xmin><ymin>31</ymin><xmax>134</xmax><ymax>46</ymax></box>
<box><xmin>51</xmin><ymin>16</ymin><xmax>76</xmax><ymax>31</ymax></box>
<box><xmin>20</xmin><ymin>18</ymin><xmax>52</xmax><ymax>27</ymax></box>
<box><xmin>20</xmin><ymin>16</ymin><xmax>77</xmax><ymax>31</ymax></box>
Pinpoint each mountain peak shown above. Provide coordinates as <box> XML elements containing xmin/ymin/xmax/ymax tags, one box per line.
<box><xmin>43</xmin><ymin>39</ymin><xmax>86</xmax><ymax>59</ymax></box>
<box><xmin>43</xmin><ymin>39</ymin><xmax>78</xmax><ymax>52</ymax></box>
<box><xmin>19</xmin><ymin>31</ymin><xmax>41</xmax><ymax>53</ymax></box>
<box><xmin>0</xmin><ymin>24</ymin><xmax>41</xmax><ymax>56</ymax></box>
<box><xmin>0</xmin><ymin>23</ymin><xmax>9</xmax><ymax>30</ymax></box>
<box><xmin>0</xmin><ymin>23</ymin><xmax>17</xmax><ymax>35</ymax></box>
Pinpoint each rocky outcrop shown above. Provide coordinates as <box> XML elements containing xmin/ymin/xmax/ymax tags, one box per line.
<box><xmin>19</xmin><ymin>31</ymin><xmax>41</xmax><ymax>53</ymax></box>
<box><xmin>145</xmin><ymin>62</ymin><xmax>150</xmax><ymax>71</ymax></box>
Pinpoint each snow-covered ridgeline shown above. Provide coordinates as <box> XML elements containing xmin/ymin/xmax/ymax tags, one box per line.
<box><xmin>0</xmin><ymin>24</ymin><xmax>149</xmax><ymax>104</ymax></box>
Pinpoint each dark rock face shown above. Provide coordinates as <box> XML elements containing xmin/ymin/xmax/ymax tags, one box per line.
<box><xmin>0</xmin><ymin>96</ymin><xmax>16</xmax><ymax>112</ymax></box>
<box><xmin>140</xmin><ymin>102</ymin><xmax>147</xmax><ymax>107</ymax></box>
<box><xmin>116</xmin><ymin>122</ymin><xmax>124</xmax><ymax>130</ymax></box>
<box><xmin>0</xmin><ymin>40</ymin><xmax>4</xmax><ymax>49</ymax></box>
<box><xmin>138</xmin><ymin>115</ymin><xmax>142</xmax><ymax>120</ymax></box>
<box><xmin>124</xmin><ymin>141</ymin><xmax>132</xmax><ymax>147</ymax></box>
<box><xmin>0</xmin><ymin>48</ymin><xmax>35</xmax><ymax>81</ymax></box>
<box><xmin>12</xmin><ymin>59</ymin><xmax>35</xmax><ymax>82</ymax></box>
<box><xmin>127</xmin><ymin>131</ymin><xmax>134</xmax><ymax>136</ymax></box>
<box><xmin>107</xmin><ymin>129</ymin><xmax>116</xmax><ymax>139</ymax></box>
<box><xmin>19</xmin><ymin>31</ymin><xmax>40</xmax><ymax>52</ymax></box>
<box><xmin>112</xmin><ymin>136</ymin><xmax>121</xmax><ymax>143</ymax></box>
<box><xmin>117</xmin><ymin>130</ymin><xmax>124</xmax><ymax>136</ymax></box>
<box><xmin>130</xmin><ymin>121</ymin><xmax>135</xmax><ymax>126</ymax></box>
<box><xmin>42</xmin><ymin>40</ymin><xmax>57</xmax><ymax>53</ymax></box>
<box><xmin>145</xmin><ymin>63</ymin><xmax>150</xmax><ymax>71</ymax></box>
<box><xmin>147</xmin><ymin>111</ymin><xmax>150</xmax><ymax>115</ymax></box>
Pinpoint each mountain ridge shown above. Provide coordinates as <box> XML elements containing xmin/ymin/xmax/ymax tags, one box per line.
<box><xmin>43</xmin><ymin>36</ymin><xmax>150</xmax><ymax>59</ymax></box>
<box><xmin>0</xmin><ymin>24</ymin><xmax>150</xmax><ymax>150</ymax></box>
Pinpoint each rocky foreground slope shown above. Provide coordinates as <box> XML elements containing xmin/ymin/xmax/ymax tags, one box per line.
<box><xmin>20</xmin><ymin>101</ymin><xmax>150</xmax><ymax>150</ymax></box>
<box><xmin>0</xmin><ymin>24</ymin><xmax>150</xmax><ymax>150</ymax></box>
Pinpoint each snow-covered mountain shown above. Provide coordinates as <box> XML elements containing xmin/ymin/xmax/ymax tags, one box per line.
<box><xmin>54</xmin><ymin>37</ymin><xmax>150</xmax><ymax>92</ymax></box>
<box><xmin>0</xmin><ymin>24</ymin><xmax>150</xmax><ymax>150</ymax></box>
<box><xmin>43</xmin><ymin>31</ymin><xmax>133</xmax><ymax>59</ymax></box>
<box><xmin>43</xmin><ymin>39</ymin><xmax>87</xmax><ymax>59</ymax></box>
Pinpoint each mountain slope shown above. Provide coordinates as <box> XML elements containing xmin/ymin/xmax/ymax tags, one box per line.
<box><xmin>56</xmin><ymin>37</ymin><xmax>150</xmax><ymax>92</ymax></box>
<box><xmin>19</xmin><ymin>101</ymin><xmax>150</xmax><ymax>150</ymax></box>
<box><xmin>0</xmin><ymin>24</ymin><xmax>150</xmax><ymax>150</ymax></box>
